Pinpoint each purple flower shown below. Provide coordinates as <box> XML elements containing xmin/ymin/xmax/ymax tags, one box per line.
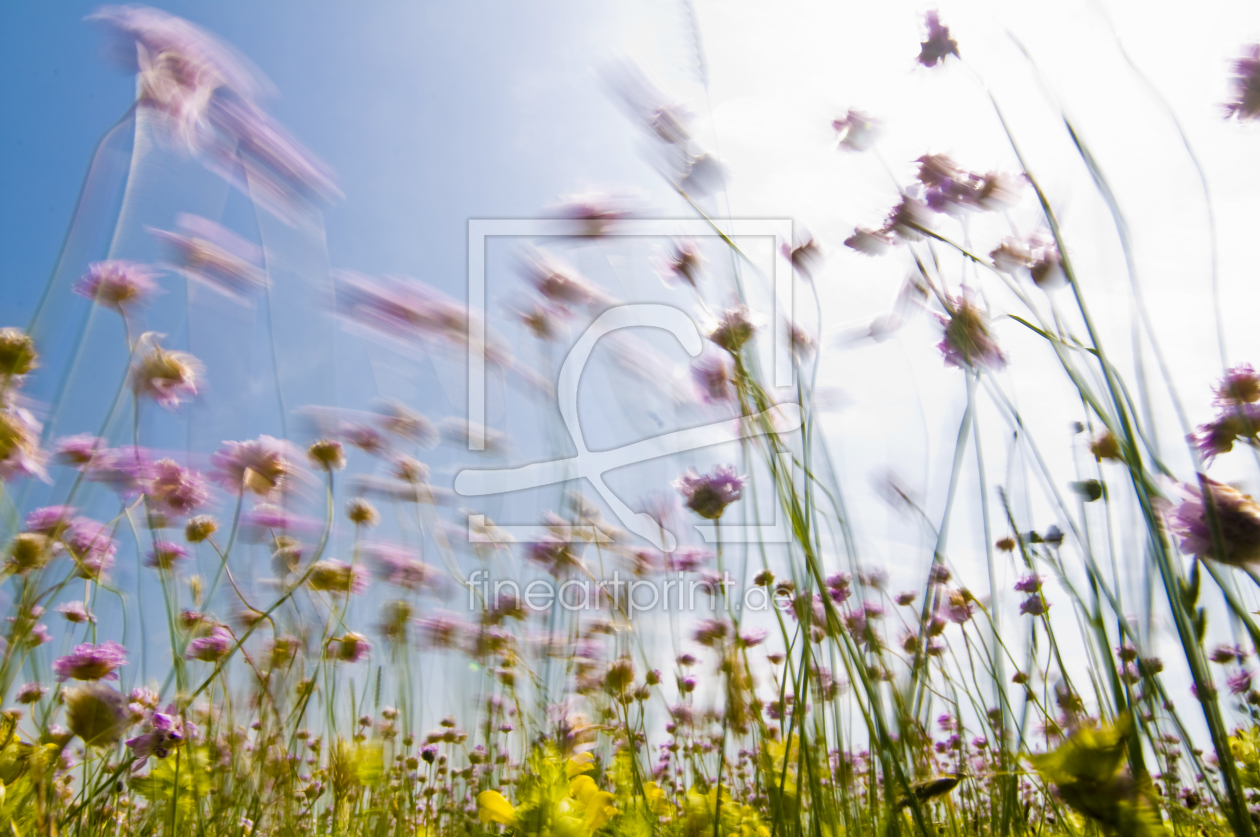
<box><xmin>673</xmin><ymin>465</ymin><xmax>747</xmax><ymax>520</ymax></box>
<box><xmin>1211</xmin><ymin>643</ymin><xmax>1248</xmax><ymax>665</ymax></box>
<box><xmin>16</xmin><ymin>682</ymin><xmax>47</xmax><ymax>704</ymax></box>
<box><xmin>552</xmin><ymin>192</ymin><xmax>637</xmax><ymax>238</ymax></box>
<box><xmin>73</xmin><ymin>261</ymin><xmax>158</xmax><ymax>312</ymax></box>
<box><xmin>147</xmin><ymin>459</ymin><xmax>209</xmax><ymax>517</ymax></box>
<box><xmin>1170</xmin><ymin>477</ymin><xmax>1260</xmax><ymax>565</ymax></box>
<box><xmin>334</xmin><ymin>272</ymin><xmax>494</xmax><ymax>356</ymax></box>
<box><xmin>944</xmin><ymin>590</ymin><xmax>976</xmax><ymax>624</ymax></box>
<box><xmin>1019</xmin><ymin>595</ymin><xmax>1048</xmax><ymax>617</ymax></box>
<box><xmin>937</xmin><ymin>288</ymin><xmax>1006</xmax><ymax>371</ymax></box>
<box><xmin>240</xmin><ymin>504</ymin><xmax>319</xmax><ymax>541</ymax></box>
<box><xmin>1192</xmin><ymin>404</ymin><xmax>1260</xmax><ymax>464</ymax></box>
<box><xmin>150</xmin><ymin>214</ymin><xmax>265</xmax><ymax>301</ymax></box>
<box><xmin>53</xmin><ymin>435</ymin><xmax>106</xmax><ymax>468</ymax></box>
<box><xmin>691</xmin><ymin>350</ymin><xmax>736</xmax><ymax>404</ymax></box>
<box><xmin>521</xmin><ymin>249</ymin><xmax>610</xmax><ymax>308</ymax></box>
<box><xmin>738</xmin><ymin>627</ymin><xmax>769</xmax><ymax>648</ymax></box>
<box><xmin>693</xmin><ymin>618</ymin><xmax>730</xmax><ymax>647</ymax></box>
<box><xmin>126</xmin><ymin>708</ymin><xmax>186</xmax><ymax>759</ymax></box>
<box><xmin>832</xmin><ymin>109</ymin><xmax>880</xmax><ymax>152</ymax></box>
<box><xmin>328</xmin><ymin>632</ymin><xmax>370</xmax><ymax>663</ymax></box>
<box><xmin>1228</xmin><ymin>669</ymin><xmax>1253</xmax><ymax>695</ymax></box>
<box><xmin>1226</xmin><ymin>45</ymin><xmax>1260</xmax><ymax>120</ymax></box>
<box><xmin>65</xmin><ymin>518</ymin><xmax>118</xmax><ymax>579</ymax></box>
<box><xmin>146</xmin><ymin>540</ymin><xmax>190</xmax><ymax>570</ymax></box>
<box><xmin>1014</xmin><ymin>573</ymin><xmax>1043</xmax><ymax>593</ymax></box>
<box><xmin>1215</xmin><ymin>364</ymin><xmax>1260</xmax><ymax>406</ymax></box>
<box><xmin>665</xmin><ymin>546</ymin><xmax>712</xmax><ymax>573</ymax></box>
<box><xmin>24</xmin><ymin>505</ymin><xmax>77</xmax><ymax>536</ymax></box>
<box><xmin>707</xmin><ymin>305</ymin><xmax>757</xmax><ymax>354</ymax></box>
<box><xmin>660</xmin><ymin>239</ymin><xmax>704</xmax><ymax>288</ymax></box>
<box><xmin>130</xmin><ymin>333</ymin><xmax>201</xmax><ymax>409</ymax></box>
<box><xmin>53</xmin><ymin>641</ymin><xmax>127</xmax><ymax>681</ymax></box>
<box><xmin>211</xmin><ymin>435</ymin><xmax>302</xmax><ymax>498</ymax></box>
<box><xmin>186</xmin><ymin>625</ymin><xmax>233</xmax><ymax>662</ymax></box>
<box><xmin>366</xmin><ymin>542</ymin><xmax>435</xmax><ymax>591</ymax></box>
<box><xmin>918</xmin><ymin>11</ymin><xmax>959</xmax><ymax>67</ymax></box>
<box><xmin>84</xmin><ymin>446</ymin><xmax>152</xmax><ymax>498</ymax></box>
<box><xmin>56</xmin><ymin>602</ymin><xmax>96</xmax><ymax>624</ymax></box>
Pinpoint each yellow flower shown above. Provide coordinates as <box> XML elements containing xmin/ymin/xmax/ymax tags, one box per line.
<box><xmin>566</xmin><ymin>751</ymin><xmax>595</xmax><ymax>778</ymax></box>
<box><xmin>477</xmin><ymin>789</ymin><xmax>517</xmax><ymax>826</ymax></box>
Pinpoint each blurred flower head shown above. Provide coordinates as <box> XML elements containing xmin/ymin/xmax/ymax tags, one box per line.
<box><xmin>74</xmin><ymin>260</ymin><xmax>158</xmax><ymax>313</ymax></box>
<box><xmin>918</xmin><ymin>11</ymin><xmax>959</xmax><ymax>67</ymax></box>
<box><xmin>673</xmin><ymin>465</ymin><xmax>747</xmax><ymax>520</ymax></box>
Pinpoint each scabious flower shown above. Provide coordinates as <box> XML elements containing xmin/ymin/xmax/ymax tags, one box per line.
<box><xmin>990</xmin><ymin>231</ymin><xmax>1062</xmax><ymax>287</ymax></box>
<box><xmin>16</xmin><ymin>682</ymin><xmax>47</xmax><ymax>704</ymax></box>
<box><xmin>521</xmin><ymin>249</ymin><xmax>610</xmax><ymax>308</ymax></box>
<box><xmin>150</xmin><ymin>213</ymin><xmax>265</xmax><ymax>301</ymax></box>
<box><xmin>1170</xmin><ymin>478</ymin><xmax>1260</xmax><ymax>565</ymax></box>
<box><xmin>673</xmin><ymin>465</ymin><xmax>747</xmax><ymax>520</ymax></box>
<box><xmin>6</xmin><ymin>533</ymin><xmax>51</xmax><ymax>574</ymax></box>
<box><xmin>1019</xmin><ymin>595</ymin><xmax>1048</xmax><ymax>616</ymax></box>
<box><xmin>918</xmin><ymin>11</ymin><xmax>959</xmax><ymax>67</ymax></box>
<box><xmin>0</xmin><ymin>329</ymin><xmax>37</xmax><ymax>378</ymax></box>
<box><xmin>186</xmin><ymin>625</ymin><xmax>233</xmax><ymax>662</ymax></box>
<box><xmin>56</xmin><ymin>602</ymin><xmax>96</xmax><ymax>624</ymax></box>
<box><xmin>91</xmin><ymin>6</ymin><xmax>340</xmax><ymax>221</ymax></box>
<box><xmin>131</xmin><ymin>333</ymin><xmax>201</xmax><ymax>408</ymax></box>
<box><xmin>147</xmin><ymin>459</ymin><xmax>209</xmax><ymax>517</ymax></box>
<box><xmin>73</xmin><ymin>261</ymin><xmax>158</xmax><ymax>313</ymax></box>
<box><xmin>553</xmin><ymin>192</ymin><xmax>637</xmax><ymax>237</ymax></box>
<box><xmin>0</xmin><ymin>404</ymin><xmax>47</xmax><ymax>483</ymax></box>
<box><xmin>937</xmin><ymin>288</ymin><xmax>1006</xmax><ymax>371</ymax></box>
<box><xmin>914</xmin><ymin>155</ymin><xmax>1019</xmax><ymax>214</ymax></box>
<box><xmin>307</xmin><ymin>439</ymin><xmax>346</xmax><ymax>472</ymax></box>
<box><xmin>185</xmin><ymin>514</ymin><xmax>218</xmax><ymax>543</ymax></box>
<box><xmin>832</xmin><ymin>109</ymin><xmax>880</xmax><ymax>151</ymax></box>
<box><xmin>1229</xmin><ymin>669</ymin><xmax>1253</xmax><ymax>695</ymax></box>
<box><xmin>63</xmin><ymin>682</ymin><xmax>129</xmax><ymax>747</ymax></box>
<box><xmin>146</xmin><ymin>540</ymin><xmax>190</xmax><ymax>570</ymax></box>
<box><xmin>1014</xmin><ymin>573</ymin><xmax>1043</xmax><ymax>593</ymax></box>
<box><xmin>211</xmin><ymin>436</ymin><xmax>302</xmax><ymax>497</ymax></box>
<box><xmin>307</xmin><ymin>560</ymin><xmax>369</xmax><ymax>595</ymax></box>
<box><xmin>1193</xmin><ymin>365</ymin><xmax>1260</xmax><ymax>464</ymax></box>
<box><xmin>328</xmin><ymin>632</ymin><xmax>371</xmax><ymax>663</ymax></box>
<box><xmin>53</xmin><ymin>641</ymin><xmax>127</xmax><ymax>681</ymax></box>
<box><xmin>84</xmin><ymin>446</ymin><xmax>151</xmax><ymax>498</ymax></box>
<box><xmin>691</xmin><ymin>350</ymin><xmax>736</xmax><ymax>404</ymax></box>
<box><xmin>53</xmin><ymin>434</ymin><xmax>105</xmax><ymax>468</ymax></box>
<box><xmin>347</xmin><ymin>498</ymin><xmax>380</xmax><ymax>527</ymax></box>
<box><xmin>65</xmin><ymin>518</ymin><xmax>118</xmax><ymax>579</ymax></box>
<box><xmin>126</xmin><ymin>707</ymin><xmax>187</xmax><ymax>759</ymax></box>
<box><xmin>366</xmin><ymin>543</ymin><xmax>434</xmax><ymax>591</ymax></box>
<box><xmin>1226</xmin><ymin>44</ymin><xmax>1260</xmax><ymax>120</ymax></box>
<box><xmin>660</xmin><ymin>239</ymin><xmax>704</xmax><ymax>288</ymax></box>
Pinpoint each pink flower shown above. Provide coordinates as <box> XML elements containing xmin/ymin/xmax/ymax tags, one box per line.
<box><xmin>327</xmin><ymin>632</ymin><xmax>370</xmax><ymax>663</ymax></box>
<box><xmin>937</xmin><ymin>288</ymin><xmax>1006</xmax><ymax>371</ymax></box>
<box><xmin>73</xmin><ymin>261</ymin><xmax>158</xmax><ymax>313</ymax></box>
<box><xmin>130</xmin><ymin>334</ymin><xmax>201</xmax><ymax>408</ymax></box>
<box><xmin>146</xmin><ymin>540</ymin><xmax>190</xmax><ymax>570</ymax></box>
<box><xmin>365</xmin><ymin>543</ymin><xmax>435</xmax><ymax>591</ymax></box>
<box><xmin>1226</xmin><ymin>44</ymin><xmax>1260</xmax><ymax>120</ymax></box>
<box><xmin>1170</xmin><ymin>478</ymin><xmax>1260</xmax><ymax>566</ymax></box>
<box><xmin>1014</xmin><ymin>574</ymin><xmax>1043</xmax><ymax>593</ymax></box>
<box><xmin>65</xmin><ymin>518</ymin><xmax>118</xmax><ymax>579</ymax></box>
<box><xmin>211</xmin><ymin>436</ymin><xmax>302</xmax><ymax>498</ymax></box>
<box><xmin>660</xmin><ymin>239</ymin><xmax>704</xmax><ymax>288</ymax></box>
<box><xmin>832</xmin><ymin>110</ymin><xmax>880</xmax><ymax>152</ymax></box>
<box><xmin>53</xmin><ymin>435</ymin><xmax>105</xmax><ymax>469</ymax></box>
<box><xmin>918</xmin><ymin>11</ymin><xmax>959</xmax><ymax>68</ymax></box>
<box><xmin>0</xmin><ymin>405</ymin><xmax>47</xmax><ymax>483</ymax></box>
<box><xmin>147</xmin><ymin>459</ymin><xmax>209</xmax><ymax>517</ymax></box>
<box><xmin>53</xmin><ymin>641</ymin><xmax>127</xmax><ymax>681</ymax></box>
<box><xmin>150</xmin><ymin>214</ymin><xmax>265</xmax><ymax>302</ymax></box>
<box><xmin>673</xmin><ymin>465</ymin><xmax>747</xmax><ymax>520</ymax></box>
<box><xmin>56</xmin><ymin>602</ymin><xmax>95</xmax><ymax>624</ymax></box>
<box><xmin>185</xmin><ymin>626</ymin><xmax>233</xmax><ymax>662</ymax></box>
<box><xmin>691</xmin><ymin>350</ymin><xmax>736</xmax><ymax>404</ymax></box>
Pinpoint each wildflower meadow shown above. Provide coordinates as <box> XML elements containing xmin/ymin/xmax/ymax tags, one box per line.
<box><xmin>7</xmin><ymin>3</ymin><xmax>1260</xmax><ymax>836</ymax></box>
